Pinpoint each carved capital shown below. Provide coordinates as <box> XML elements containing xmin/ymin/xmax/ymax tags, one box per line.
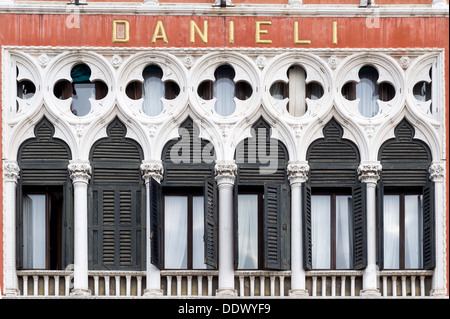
<box><xmin>3</xmin><ymin>161</ymin><xmax>20</xmax><ymax>183</ymax></box>
<box><xmin>287</xmin><ymin>162</ymin><xmax>309</xmax><ymax>184</ymax></box>
<box><xmin>141</xmin><ymin>161</ymin><xmax>164</xmax><ymax>184</ymax></box>
<box><xmin>358</xmin><ymin>162</ymin><xmax>382</xmax><ymax>184</ymax></box>
<box><xmin>214</xmin><ymin>161</ymin><xmax>237</xmax><ymax>186</ymax></box>
<box><xmin>429</xmin><ymin>162</ymin><xmax>445</xmax><ymax>182</ymax></box>
<box><xmin>68</xmin><ymin>161</ymin><xmax>91</xmax><ymax>184</ymax></box>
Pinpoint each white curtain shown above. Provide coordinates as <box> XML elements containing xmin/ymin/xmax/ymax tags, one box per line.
<box><xmin>335</xmin><ymin>195</ymin><xmax>353</xmax><ymax>269</ymax></box>
<box><xmin>404</xmin><ymin>195</ymin><xmax>423</xmax><ymax>269</ymax></box>
<box><xmin>270</xmin><ymin>82</ymin><xmax>285</xmax><ymax>100</ymax></box>
<box><xmin>237</xmin><ymin>194</ymin><xmax>258</xmax><ymax>269</ymax></box>
<box><xmin>23</xmin><ymin>194</ymin><xmax>46</xmax><ymax>269</ymax></box>
<box><xmin>142</xmin><ymin>67</ymin><xmax>165</xmax><ymax>116</ymax></box>
<box><xmin>383</xmin><ymin>195</ymin><xmax>400</xmax><ymax>269</ymax></box>
<box><xmin>214</xmin><ymin>67</ymin><xmax>236</xmax><ymax>116</ymax></box>
<box><xmin>311</xmin><ymin>195</ymin><xmax>330</xmax><ymax>269</ymax></box>
<box><xmin>288</xmin><ymin>66</ymin><xmax>306</xmax><ymax>117</ymax></box>
<box><xmin>164</xmin><ymin>196</ymin><xmax>188</xmax><ymax>269</ymax></box>
<box><xmin>356</xmin><ymin>67</ymin><xmax>379</xmax><ymax>118</ymax></box>
<box><xmin>72</xmin><ymin>83</ymin><xmax>95</xmax><ymax>117</ymax></box>
<box><xmin>192</xmin><ymin>196</ymin><xmax>206</xmax><ymax>269</ymax></box>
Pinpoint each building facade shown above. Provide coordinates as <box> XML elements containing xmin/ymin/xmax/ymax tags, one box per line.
<box><xmin>1</xmin><ymin>0</ymin><xmax>448</xmax><ymax>298</ymax></box>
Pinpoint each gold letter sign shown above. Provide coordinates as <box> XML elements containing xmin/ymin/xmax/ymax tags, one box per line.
<box><xmin>113</xmin><ymin>20</ymin><xmax>130</xmax><ymax>43</ymax></box>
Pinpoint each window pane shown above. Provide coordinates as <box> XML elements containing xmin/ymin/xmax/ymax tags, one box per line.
<box><xmin>383</xmin><ymin>195</ymin><xmax>400</xmax><ymax>269</ymax></box>
<box><xmin>72</xmin><ymin>83</ymin><xmax>95</xmax><ymax>116</ymax></box>
<box><xmin>192</xmin><ymin>196</ymin><xmax>206</xmax><ymax>269</ymax></box>
<box><xmin>142</xmin><ymin>65</ymin><xmax>165</xmax><ymax>116</ymax></box>
<box><xmin>23</xmin><ymin>194</ymin><xmax>46</xmax><ymax>269</ymax></box>
<box><xmin>357</xmin><ymin>66</ymin><xmax>379</xmax><ymax>118</ymax></box>
<box><xmin>213</xmin><ymin>65</ymin><xmax>236</xmax><ymax>116</ymax></box>
<box><xmin>312</xmin><ymin>195</ymin><xmax>330</xmax><ymax>269</ymax></box>
<box><xmin>405</xmin><ymin>195</ymin><xmax>423</xmax><ymax>269</ymax></box>
<box><xmin>237</xmin><ymin>194</ymin><xmax>258</xmax><ymax>269</ymax></box>
<box><xmin>336</xmin><ymin>195</ymin><xmax>353</xmax><ymax>269</ymax></box>
<box><xmin>164</xmin><ymin>196</ymin><xmax>188</xmax><ymax>269</ymax></box>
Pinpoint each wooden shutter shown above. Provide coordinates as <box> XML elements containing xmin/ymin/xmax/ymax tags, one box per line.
<box><xmin>204</xmin><ymin>178</ymin><xmax>218</xmax><ymax>268</ymax></box>
<box><xmin>376</xmin><ymin>180</ymin><xmax>385</xmax><ymax>270</ymax></box>
<box><xmin>422</xmin><ymin>181</ymin><xmax>435</xmax><ymax>270</ymax></box>
<box><xmin>263</xmin><ymin>183</ymin><xmax>290</xmax><ymax>270</ymax></box>
<box><xmin>302</xmin><ymin>183</ymin><xmax>312</xmax><ymax>270</ymax></box>
<box><xmin>62</xmin><ymin>182</ymin><xmax>74</xmax><ymax>268</ymax></box>
<box><xmin>150</xmin><ymin>177</ymin><xmax>163</xmax><ymax>270</ymax></box>
<box><xmin>234</xmin><ymin>177</ymin><xmax>239</xmax><ymax>270</ymax></box>
<box><xmin>352</xmin><ymin>183</ymin><xmax>367</xmax><ymax>270</ymax></box>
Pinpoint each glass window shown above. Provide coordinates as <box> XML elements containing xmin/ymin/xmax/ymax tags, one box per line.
<box><xmin>22</xmin><ymin>194</ymin><xmax>47</xmax><ymax>269</ymax></box>
<box><xmin>164</xmin><ymin>194</ymin><xmax>207</xmax><ymax>269</ymax></box>
<box><xmin>383</xmin><ymin>193</ymin><xmax>423</xmax><ymax>269</ymax></box>
<box><xmin>311</xmin><ymin>193</ymin><xmax>353</xmax><ymax>270</ymax></box>
<box><xmin>237</xmin><ymin>194</ymin><xmax>259</xmax><ymax>269</ymax></box>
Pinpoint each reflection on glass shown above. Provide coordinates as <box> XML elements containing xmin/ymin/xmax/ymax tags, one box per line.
<box><xmin>23</xmin><ymin>194</ymin><xmax>46</xmax><ymax>269</ymax></box>
<box><xmin>164</xmin><ymin>196</ymin><xmax>188</xmax><ymax>269</ymax></box>
<box><xmin>193</xmin><ymin>196</ymin><xmax>206</xmax><ymax>269</ymax></box>
<box><xmin>405</xmin><ymin>195</ymin><xmax>423</xmax><ymax>269</ymax></box>
<box><xmin>336</xmin><ymin>195</ymin><xmax>353</xmax><ymax>269</ymax></box>
<box><xmin>312</xmin><ymin>195</ymin><xmax>330</xmax><ymax>269</ymax></box>
<box><xmin>72</xmin><ymin>83</ymin><xmax>95</xmax><ymax>116</ymax></box>
<box><xmin>237</xmin><ymin>194</ymin><xmax>258</xmax><ymax>269</ymax></box>
<box><xmin>383</xmin><ymin>195</ymin><xmax>400</xmax><ymax>269</ymax></box>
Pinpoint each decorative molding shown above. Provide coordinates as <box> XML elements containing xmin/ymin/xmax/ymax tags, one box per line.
<box><xmin>398</xmin><ymin>56</ymin><xmax>411</xmax><ymax>69</ymax></box>
<box><xmin>3</xmin><ymin>161</ymin><xmax>20</xmax><ymax>183</ymax></box>
<box><xmin>287</xmin><ymin>161</ymin><xmax>309</xmax><ymax>184</ymax></box>
<box><xmin>214</xmin><ymin>161</ymin><xmax>237</xmax><ymax>186</ymax></box>
<box><xmin>357</xmin><ymin>162</ymin><xmax>382</xmax><ymax>184</ymax></box>
<box><xmin>429</xmin><ymin>162</ymin><xmax>445</xmax><ymax>182</ymax></box>
<box><xmin>68</xmin><ymin>161</ymin><xmax>92</xmax><ymax>184</ymax></box>
<box><xmin>141</xmin><ymin>160</ymin><xmax>164</xmax><ymax>183</ymax></box>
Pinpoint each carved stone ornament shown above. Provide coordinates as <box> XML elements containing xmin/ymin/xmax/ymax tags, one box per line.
<box><xmin>111</xmin><ymin>54</ymin><xmax>123</xmax><ymax>68</ymax></box>
<box><xmin>429</xmin><ymin>162</ymin><xmax>445</xmax><ymax>182</ymax></box>
<box><xmin>398</xmin><ymin>56</ymin><xmax>411</xmax><ymax>70</ymax></box>
<box><xmin>287</xmin><ymin>162</ymin><xmax>310</xmax><ymax>183</ymax></box>
<box><xmin>38</xmin><ymin>54</ymin><xmax>51</xmax><ymax>67</ymax></box>
<box><xmin>327</xmin><ymin>55</ymin><xmax>340</xmax><ymax>70</ymax></box>
<box><xmin>358</xmin><ymin>162</ymin><xmax>382</xmax><ymax>183</ymax></box>
<box><xmin>68</xmin><ymin>162</ymin><xmax>92</xmax><ymax>183</ymax></box>
<box><xmin>256</xmin><ymin>55</ymin><xmax>267</xmax><ymax>69</ymax></box>
<box><xmin>140</xmin><ymin>161</ymin><xmax>164</xmax><ymax>183</ymax></box>
<box><xmin>214</xmin><ymin>161</ymin><xmax>237</xmax><ymax>185</ymax></box>
<box><xmin>182</xmin><ymin>55</ymin><xmax>195</xmax><ymax>69</ymax></box>
<box><xmin>3</xmin><ymin>161</ymin><xmax>20</xmax><ymax>183</ymax></box>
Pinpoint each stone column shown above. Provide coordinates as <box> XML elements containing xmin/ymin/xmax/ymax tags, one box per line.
<box><xmin>3</xmin><ymin>161</ymin><xmax>20</xmax><ymax>296</ymax></box>
<box><xmin>68</xmin><ymin>161</ymin><xmax>91</xmax><ymax>296</ymax></box>
<box><xmin>358</xmin><ymin>162</ymin><xmax>382</xmax><ymax>297</ymax></box>
<box><xmin>429</xmin><ymin>162</ymin><xmax>447</xmax><ymax>296</ymax></box>
<box><xmin>214</xmin><ymin>160</ymin><xmax>238</xmax><ymax>296</ymax></box>
<box><xmin>287</xmin><ymin>162</ymin><xmax>310</xmax><ymax>297</ymax></box>
<box><xmin>141</xmin><ymin>160</ymin><xmax>164</xmax><ymax>297</ymax></box>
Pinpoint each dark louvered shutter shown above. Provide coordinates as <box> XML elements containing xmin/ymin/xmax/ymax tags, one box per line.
<box><xmin>62</xmin><ymin>181</ymin><xmax>74</xmax><ymax>268</ymax></box>
<box><xmin>89</xmin><ymin>118</ymin><xmax>145</xmax><ymax>270</ymax></box>
<box><xmin>204</xmin><ymin>178</ymin><xmax>218</xmax><ymax>268</ymax></box>
<box><xmin>234</xmin><ymin>178</ymin><xmax>239</xmax><ymax>270</ymax></box>
<box><xmin>422</xmin><ymin>181</ymin><xmax>435</xmax><ymax>270</ymax></box>
<box><xmin>150</xmin><ymin>177</ymin><xmax>163</xmax><ymax>270</ymax></box>
<box><xmin>302</xmin><ymin>183</ymin><xmax>312</xmax><ymax>270</ymax></box>
<box><xmin>263</xmin><ymin>183</ymin><xmax>290</xmax><ymax>270</ymax></box>
<box><xmin>376</xmin><ymin>180</ymin><xmax>385</xmax><ymax>269</ymax></box>
<box><xmin>352</xmin><ymin>183</ymin><xmax>367</xmax><ymax>270</ymax></box>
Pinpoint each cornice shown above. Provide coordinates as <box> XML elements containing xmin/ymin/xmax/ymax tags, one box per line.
<box><xmin>0</xmin><ymin>3</ymin><xmax>448</xmax><ymax>17</ymax></box>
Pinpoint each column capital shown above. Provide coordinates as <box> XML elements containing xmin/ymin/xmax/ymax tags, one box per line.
<box><xmin>141</xmin><ymin>160</ymin><xmax>164</xmax><ymax>184</ymax></box>
<box><xmin>287</xmin><ymin>161</ymin><xmax>309</xmax><ymax>184</ymax></box>
<box><xmin>68</xmin><ymin>160</ymin><xmax>91</xmax><ymax>184</ymax></box>
<box><xmin>214</xmin><ymin>160</ymin><xmax>237</xmax><ymax>186</ymax></box>
<box><xmin>3</xmin><ymin>161</ymin><xmax>20</xmax><ymax>183</ymax></box>
<box><xmin>429</xmin><ymin>162</ymin><xmax>445</xmax><ymax>182</ymax></box>
<box><xmin>358</xmin><ymin>162</ymin><xmax>382</xmax><ymax>184</ymax></box>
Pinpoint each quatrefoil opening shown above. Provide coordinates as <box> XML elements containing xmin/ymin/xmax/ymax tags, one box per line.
<box><xmin>341</xmin><ymin>65</ymin><xmax>395</xmax><ymax>118</ymax></box>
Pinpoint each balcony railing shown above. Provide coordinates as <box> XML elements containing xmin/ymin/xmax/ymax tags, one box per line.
<box><xmin>15</xmin><ymin>269</ymin><xmax>434</xmax><ymax>298</ymax></box>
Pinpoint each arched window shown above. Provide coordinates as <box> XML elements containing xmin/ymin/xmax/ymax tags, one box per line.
<box><xmin>17</xmin><ymin>118</ymin><xmax>73</xmax><ymax>270</ymax></box>
<box><xmin>198</xmin><ymin>64</ymin><xmax>252</xmax><ymax>116</ymax></box>
<box><xmin>234</xmin><ymin>118</ymin><xmax>290</xmax><ymax>270</ymax></box>
<box><xmin>149</xmin><ymin>118</ymin><xmax>217</xmax><ymax>270</ymax></box>
<box><xmin>269</xmin><ymin>65</ymin><xmax>324</xmax><ymax>117</ymax></box>
<box><xmin>305</xmin><ymin>119</ymin><xmax>364</xmax><ymax>271</ymax></box>
<box><xmin>377</xmin><ymin>119</ymin><xmax>435</xmax><ymax>270</ymax></box>
<box><xmin>53</xmin><ymin>63</ymin><xmax>108</xmax><ymax>117</ymax></box>
<box><xmin>125</xmin><ymin>64</ymin><xmax>180</xmax><ymax>117</ymax></box>
<box><xmin>88</xmin><ymin>118</ymin><xmax>145</xmax><ymax>270</ymax></box>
